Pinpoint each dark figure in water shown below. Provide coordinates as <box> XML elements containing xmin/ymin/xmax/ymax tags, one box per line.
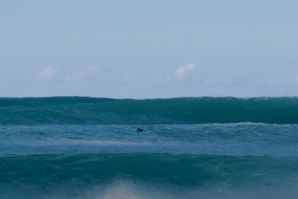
<box><xmin>137</xmin><ymin>128</ymin><xmax>144</xmax><ymax>132</ymax></box>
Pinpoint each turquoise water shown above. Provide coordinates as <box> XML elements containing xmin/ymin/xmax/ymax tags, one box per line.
<box><xmin>1</xmin><ymin>97</ymin><xmax>298</xmax><ymax>124</ymax></box>
<box><xmin>1</xmin><ymin>97</ymin><xmax>298</xmax><ymax>198</ymax></box>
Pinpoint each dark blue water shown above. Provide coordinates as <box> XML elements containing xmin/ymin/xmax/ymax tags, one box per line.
<box><xmin>1</xmin><ymin>97</ymin><xmax>298</xmax><ymax>198</ymax></box>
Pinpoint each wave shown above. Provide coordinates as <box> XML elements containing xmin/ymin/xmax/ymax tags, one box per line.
<box><xmin>1</xmin><ymin>153</ymin><xmax>297</xmax><ymax>186</ymax></box>
<box><xmin>1</xmin><ymin>153</ymin><xmax>298</xmax><ymax>199</ymax></box>
<box><xmin>1</xmin><ymin>97</ymin><xmax>298</xmax><ymax>124</ymax></box>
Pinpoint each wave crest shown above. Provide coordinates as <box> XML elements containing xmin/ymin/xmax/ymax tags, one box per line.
<box><xmin>1</xmin><ymin>97</ymin><xmax>298</xmax><ymax>124</ymax></box>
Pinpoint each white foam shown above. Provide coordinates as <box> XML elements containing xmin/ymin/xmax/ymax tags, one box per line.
<box><xmin>89</xmin><ymin>180</ymin><xmax>171</xmax><ymax>199</ymax></box>
<box><xmin>83</xmin><ymin>179</ymin><xmax>298</xmax><ymax>199</ymax></box>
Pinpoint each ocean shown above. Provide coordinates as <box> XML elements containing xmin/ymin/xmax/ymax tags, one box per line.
<box><xmin>0</xmin><ymin>97</ymin><xmax>298</xmax><ymax>199</ymax></box>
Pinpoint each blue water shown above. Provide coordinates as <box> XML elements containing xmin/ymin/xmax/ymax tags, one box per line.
<box><xmin>1</xmin><ymin>97</ymin><xmax>298</xmax><ymax>198</ymax></box>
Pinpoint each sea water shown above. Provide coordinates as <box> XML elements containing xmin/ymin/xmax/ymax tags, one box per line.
<box><xmin>0</xmin><ymin>97</ymin><xmax>298</xmax><ymax>199</ymax></box>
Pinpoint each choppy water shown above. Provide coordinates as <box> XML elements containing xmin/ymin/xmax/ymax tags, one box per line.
<box><xmin>1</xmin><ymin>97</ymin><xmax>298</xmax><ymax>198</ymax></box>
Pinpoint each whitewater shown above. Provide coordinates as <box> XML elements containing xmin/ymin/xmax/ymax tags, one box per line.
<box><xmin>0</xmin><ymin>97</ymin><xmax>298</xmax><ymax>199</ymax></box>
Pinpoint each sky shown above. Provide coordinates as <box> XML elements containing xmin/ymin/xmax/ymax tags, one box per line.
<box><xmin>0</xmin><ymin>0</ymin><xmax>298</xmax><ymax>98</ymax></box>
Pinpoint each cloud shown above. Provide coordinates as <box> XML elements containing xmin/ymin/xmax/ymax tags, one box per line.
<box><xmin>175</xmin><ymin>63</ymin><xmax>195</xmax><ymax>78</ymax></box>
<box><xmin>173</xmin><ymin>63</ymin><xmax>196</xmax><ymax>79</ymax></box>
<box><xmin>64</xmin><ymin>66</ymin><xmax>98</xmax><ymax>81</ymax></box>
<box><xmin>37</xmin><ymin>65</ymin><xmax>58</xmax><ymax>80</ymax></box>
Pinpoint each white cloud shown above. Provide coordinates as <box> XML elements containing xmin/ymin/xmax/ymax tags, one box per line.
<box><xmin>173</xmin><ymin>63</ymin><xmax>196</xmax><ymax>79</ymax></box>
<box><xmin>37</xmin><ymin>65</ymin><xmax>58</xmax><ymax>80</ymax></box>
<box><xmin>175</xmin><ymin>63</ymin><xmax>195</xmax><ymax>78</ymax></box>
<box><xmin>64</xmin><ymin>66</ymin><xmax>98</xmax><ymax>82</ymax></box>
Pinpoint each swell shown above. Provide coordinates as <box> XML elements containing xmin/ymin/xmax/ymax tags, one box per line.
<box><xmin>1</xmin><ymin>153</ymin><xmax>298</xmax><ymax>187</ymax></box>
<box><xmin>1</xmin><ymin>97</ymin><xmax>298</xmax><ymax>124</ymax></box>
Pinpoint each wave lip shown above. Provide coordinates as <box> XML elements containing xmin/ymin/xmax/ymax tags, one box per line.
<box><xmin>1</xmin><ymin>96</ymin><xmax>298</xmax><ymax>125</ymax></box>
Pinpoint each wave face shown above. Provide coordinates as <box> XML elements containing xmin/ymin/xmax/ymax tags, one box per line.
<box><xmin>1</xmin><ymin>97</ymin><xmax>298</xmax><ymax>124</ymax></box>
<box><xmin>1</xmin><ymin>154</ymin><xmax>298</xmax><ymax>199</ymax></box>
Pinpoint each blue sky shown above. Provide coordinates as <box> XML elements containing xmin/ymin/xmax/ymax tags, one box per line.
<box><xmin>0</xmin><ymin>0</ymin><xmax>298</xmax><ymax>98</ymax></box>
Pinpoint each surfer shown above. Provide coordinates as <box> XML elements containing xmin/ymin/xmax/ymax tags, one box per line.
<box><xmin>136</xmin><ymin>128</ymin><xmax>144</xmax><ymax>132</ymax></box>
